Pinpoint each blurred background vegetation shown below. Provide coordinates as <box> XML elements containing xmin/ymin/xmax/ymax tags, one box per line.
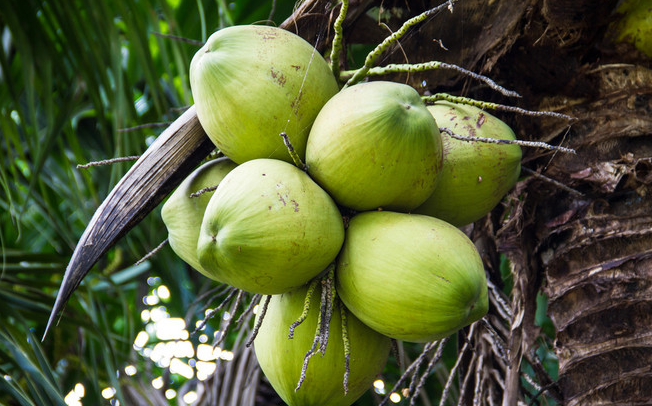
<box><xmin>0</xmin><ymin>0</ymin><xmax>557</xmax><ymax>405</ymax></box>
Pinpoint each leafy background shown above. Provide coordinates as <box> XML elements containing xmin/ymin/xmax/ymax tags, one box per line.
<box><xmin>0</xmin><ymin>0</ymin><xmax>557</xmax><ymax>405</ymax></box>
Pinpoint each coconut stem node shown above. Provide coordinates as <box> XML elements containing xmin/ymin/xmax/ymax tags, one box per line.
<box><xmin>390</xmin><ymin>339</ymin><xmax>401</xmax><ymax>370</ymax></box>
<box><xmin>295</xmin><ymin>304</ymin><xmax>322</xmax><ymax>392</ymax></box>
<box><xmin>435</xmin><ymin>327</ymin><xmax>476</xmax><ymax>406</ymax></box>
<box><xmin>280</xmin><ymin>132</ymin><xmax>307</xmax><ymax>170</ymax></box>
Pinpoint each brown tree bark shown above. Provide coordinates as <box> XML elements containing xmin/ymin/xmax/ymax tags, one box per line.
<box><xmin>494</xmin><ymin>2</ymin><xmax>652</xmax><ymax>404</ymax></box>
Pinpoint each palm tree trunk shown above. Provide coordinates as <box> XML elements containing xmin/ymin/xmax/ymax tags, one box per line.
<box><xmin>490</xmin><ymin>1</ymin><xmax>652</xmax><ymax>404</ymax></box>
<box><xmin>504</xmin><ymin>65</ymin><xmax>652</xmax><ymax>404</ymax></box>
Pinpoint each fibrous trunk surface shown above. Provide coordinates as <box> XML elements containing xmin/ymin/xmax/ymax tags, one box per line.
<box><xmin>492</xmin><ymin>2</ymin><xmax>652</xmax><ymax>404</ymax></box>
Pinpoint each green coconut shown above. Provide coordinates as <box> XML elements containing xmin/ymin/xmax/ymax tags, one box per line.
<box><xmin>189</xmin><ymin>25</ymin><xmax>340</xmax><ymax>164</ymax></box>
<box><xmin>254</xmin><ymin>284</ymin><xmax>391</xmax><ymax>406</ymax></box>
<box><xmin>605</xmin><ymin>0</ymin><xmax>652</xmax><ymax>57</ymax></box>
<box><xmin>336</xmin><ymin>211</ymin><xmax>488</xmax><ymax>343</ymax></box>
<box><xmin>305</xmin><ymin>81</ymin><xmax>443</xmax><ymax>212</ymax></box>
<box><xmin>415</xmin><ymin>101</ymin><xmax>522</xmax><ymax>226</ymax></box>
<box><xmin>161</xmin><ymin>157</ymin><xmax>237</xmax><ymax>277</ymax></box>
<box><xmin>197</xmin><ymin>158</ymin><xmax>345</xmax><ymax>294</ymax></box>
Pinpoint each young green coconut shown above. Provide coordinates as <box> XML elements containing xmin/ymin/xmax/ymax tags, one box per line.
<box><xmin>189</xmin><ymin>25</ymin><xmax>340</xmax><ymax>164</ymax></box>
<box><xmin>305</xmin><ymin>81</ymin><xmax>443</xmax><ymax>212</ymax></box>
<box><xmin>161</xmin><ymin>157</ymin><xmax>237</xmax><ymax>278</ymax></box>
<box><xmin>254</xmin><ymin>284</ymin><xmax>391</xmax><ymax>406</ymax></box>
<box><xmin>605</xmin><ymin>0</ymin><xmax>652</xmax><ymax>57</ymax></box>
<box><xmin>336</xmin><ymin>211</ymin><xmax>488</xmax><ymax>343</ymax></box>
<box><xmin>414</xmin><ymin>101</ymin><xmax>522</xmax><ymax>226</ymax></box>
<box><xmin>197</xmin><ymin>158</ymin><xmax>345</xmax><ymax>294</ymax></box>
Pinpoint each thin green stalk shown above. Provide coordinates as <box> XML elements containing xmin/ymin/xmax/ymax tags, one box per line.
<box><xmin>289</xmin><ymin>278</ymin><xmax>320</xmax><ymax>338</ymax></box>
<box><xmin>439</xmin><ymin>127</ymin><xmax>576</xmax><ymax>154</ymax></box>
<box><xmin>280</xmin><ymin>132</ymin><xmax>307</xmax><ymax>170</ymax></box>
<box><xmin>424</xmin><ymin>93</ymin><xmax>574</xmax><ymax>120</ymax></box>
<box><xmin>340</xmin><ymin>300</ymin><xmax>350</xmax><ymax>394</ymax></box>
<box><xmin>330</xmin><ymin>0</ymin><xmax>348</xmax><ymax>81</ymax></box>
<box><xmin>296</xmin><ymin>292</ymin><xmax>324</xmax><ymax>391</ymax></box>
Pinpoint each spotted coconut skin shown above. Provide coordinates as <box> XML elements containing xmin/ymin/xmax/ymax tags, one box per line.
<box><xmin>336</xmin><ymin>211</ymin><xmax>488</xmax><ymax>343</ymax></box>
<box><xmin>254</xmin><ymin>284</ymin><xmax>391</xmax><ymax>406</ymax></box>
<box><xmin>197</xmin><ymin>159</ymin><xmax>345</xmax><ymax>295</ymax></box>
<box><xmin>190</xmin><ymin>25</ymin><xmax>339</xmax><ymax>164</ymax></box>
<box><xmin>305</xmin><ymin>81</ymin><xmax>443</xmax><ymax>212</ymax></box>
<box><xmin>161</xmin><ymin>157</ymin><xmax>237</xmax><ymax>278</ymax></box>
<box><xmin>415</xmin><ymin>101</ymin><xmax>522</xmax><ymax>227</ymax></box>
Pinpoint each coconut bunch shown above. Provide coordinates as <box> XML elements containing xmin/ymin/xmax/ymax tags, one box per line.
<box><xmin>161</xmin><ymin>24</ymin><xmax>522</xmax><ymax>406</ymax></box>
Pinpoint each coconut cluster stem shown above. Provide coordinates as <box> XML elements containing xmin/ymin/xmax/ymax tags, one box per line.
<box><xmin>280</xmin><ymin>132</ymin><xmax>307</xmax><ymax>170</ymax></box>
<box><xmin>425</xmin><ymin>93</ymin><xmax>575</xmax><ymax>120</ymax></box>
<box><xmin>235</xmin><ymin>294</ymin><xmax>262</xmax><ymax>327</ymax></box>
<box><xmin>379</xmin><ymin>339</ymin><xmax>445</xmax><ymax>406</ymax></box>
<box><xmin>76</xmin><ymin>155</ymin><xmax>140</xmax><ymax>169</ymax></box>
<box><xmin>192</xmin><ymin>287</ymin><xmax>238</xmax><ymax>336</ymax></box>
<box><xmin>246</xmin><ymin>294</ymin><xmax>271</xmax><ymax>347</ymax></box>
<box><xmin>329</xmin><ymin>0</ymin><xmax>348</xmax><ymax>81</ymax></box>
<box><xmin>340</xmin><ymin>300</ymin><xmax>351</xmax><ymax>394</ymax></box>
<box><xmin>214</xmin><ymin>289</ymin><xmax>245</xmax><ymax>347</ymax></box>
<box><xmin>410</xmin><ymin>338</ymin><xmax>448</xmax><ymax>406</ymax></box>
<box><xmin>439</xmin><ymin>127</ymin><xmax>577</xmax><ymax>154</ymax></box>
<box><xmin>289</xmin><ymin>278</ymin><xmax>320</xmax><ymax>338</ymax></box>
<box><xmin>296</xmin><ymin>289</ymin><xmax>326</xmax><ymax>391</ymax></box>
<box><xmin>343</xmin><ymin>62</ymin><xmax>520</xmax><ymax>98</ymax></box>
<box><xmin>320</xmin><ymin>270</ymin><xmax>335</xmax><ymax>354</ymax></box>
<box><xmin>521</xmin><ymin>167</ymin><xmax>584</xmax><ymax>196</ymax></box>
<box><xmin>344</xmin><ymin>0</ymin><xmax>457</xmax><ymax>88</ymax></box>
<box><xmin>134</xmin><ymin>238</ymin><xmax>168</xmax><ymax>266</ymax></box>
<box><xmin>295</xmin><ymin>266</ymin><xmax>339</xmax><ymax>392</ymax></box>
